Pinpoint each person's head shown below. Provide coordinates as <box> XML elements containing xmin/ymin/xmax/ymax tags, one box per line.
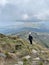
<box><xmin>29</xmin><ymin>32</ymin><xmax>31</xmax><ymax>35</ymax></box>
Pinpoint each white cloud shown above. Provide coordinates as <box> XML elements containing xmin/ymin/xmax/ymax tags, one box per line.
<box><xmin>0</xmin><ymin>0</ymin><xmax>49</xmax><ymax>21</ymax></box>
<box><xmin>6</xmin><ymin>0</ymin><xmax>28</xmax><ymax>5</ymax></box>
<box><xmin>22</xmin><ymin>14</ymin><xmax>29</xmax><ymax>20</ymax></box>
<box><xmin>34</xmin><ymin>10</ymin><xmax>49</xmax><ymax>20</ymax></box>
<box><xmin>0</xmin><ymin>0</ymin><xmax>7</xmax><ymax>5</ymax></box>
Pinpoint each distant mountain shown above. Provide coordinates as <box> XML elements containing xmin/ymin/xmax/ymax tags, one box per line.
<box><xmin>0</xmin><ymin>27</ymin><xmax>49</xmax><ymax>34</ymax></box>
<box><xmin>22</xmin><ymin>27</ymin><xmax>49</xmax><ymax>33</ymax></box>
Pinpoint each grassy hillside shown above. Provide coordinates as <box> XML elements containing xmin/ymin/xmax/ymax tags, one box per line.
<box><xmin>0</xmin><ymin>33</ymin><xmax>49</xmax><ymax>65</ymax></box>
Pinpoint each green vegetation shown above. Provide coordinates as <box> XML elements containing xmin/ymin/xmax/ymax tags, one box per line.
<box><xmin>0</xmin><ymin>33</ymin><xmax>49</xmax><ymax>65</ymax></box>
<box><xmin>39</xmin><ymin>62</ymin><xmax>43</xmax><ymax>65</ymax></box>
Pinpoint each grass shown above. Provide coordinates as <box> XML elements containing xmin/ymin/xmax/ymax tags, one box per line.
<box><xmin>0</xmin><ymin>34</ymin><xmax>49</xmax><ymax>65</ymax></box>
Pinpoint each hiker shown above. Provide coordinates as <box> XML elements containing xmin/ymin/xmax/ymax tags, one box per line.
<box><xmin>28</xmin><ymin>32</ymin><xmax>33</xmax><ymax>44</ymax></box>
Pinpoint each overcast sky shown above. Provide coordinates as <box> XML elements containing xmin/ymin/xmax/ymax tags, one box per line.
<box><xmin>0</xmin><ymin>0</ymin><xmax>49</xmax><ymax>28</ymax></box>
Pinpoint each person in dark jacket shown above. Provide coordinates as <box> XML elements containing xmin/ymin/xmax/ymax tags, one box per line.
<box><xmin>28</xmin><ymin>32</ymin><xmax>33</xmax><ymax>44</ymax></box>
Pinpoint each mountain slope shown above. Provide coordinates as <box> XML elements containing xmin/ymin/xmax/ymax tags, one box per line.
<box><xmin>0</xmin><ymin>33</ymin><xmax>49</xmax><ymax>65</ymax></box>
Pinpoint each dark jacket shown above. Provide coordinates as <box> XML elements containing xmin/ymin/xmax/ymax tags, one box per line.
<box><xmin>28</xmin><ymin>34</ymin><xmax>33</xmax><ymax>41</ymax></box>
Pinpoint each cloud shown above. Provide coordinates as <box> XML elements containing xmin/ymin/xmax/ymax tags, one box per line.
<box><xmin>23</xmin><ymin>22</ymin><xmax>45</xmax><ymax>28</ymax></box>
<box><xmin>0</xmin><ymin>0</ymin><xmax>7</xmax><ymax>6</ymax></box>
<box><xmin>34</xmin><ymin>10</ymin><xmax>49</xmax><ymax>21</ymax></box>
<box><xmin>22</xmin><ymin>14</ymin><xmax>29</xmax><ymax>20</ymax></box>
<box><xmin>0</xmin><ymin>0</ymin><xmax>49</xmax><ymax>22</ymax></box>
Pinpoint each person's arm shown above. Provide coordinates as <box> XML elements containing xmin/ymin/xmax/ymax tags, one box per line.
<box><xmin>31</xmin><ymin>36</ymin><xmax>33</xmax><ymax>40</ymax></box>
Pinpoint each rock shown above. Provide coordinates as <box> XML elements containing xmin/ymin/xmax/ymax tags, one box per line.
<box><xmin>0</xmin><ymin>53</ymin><xmax>6</xmax><ymax>58</ymax></box>
<box><xmin>34</xmin><ymin>57</ymin><xmax>40</xmax><ymax>60</ymax></box>
<box><xmin>41</xmin><ymin>51</ymin><xmax>45</xmax><ymax>53</ymax></box>
<box><xmin>32</xmin><ymin>49</ymin><xmax>37</xmax><ymax>54</ymax></box>
<box><xmin>15</xmin><ymin>64</ymin><xmax>18</xmax><ymax>65</ymax></box>
<box><xmin>18</xmin><ymin>61</ymin><xmax>23</xmax><ymax>65</ymax></box>
<box><xmin>23</xmin><ymin>55</ymin><xmax>31</xmax><ymax>60</ymax></box>
<box><xmin>33</xmin><ymin>41</ymin><xmax>36</xmax><ymax>44</ymax></box>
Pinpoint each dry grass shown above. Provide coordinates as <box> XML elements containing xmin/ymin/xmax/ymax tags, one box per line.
<box><xmin>0</xmin><ymin>34</ymin><xmax>49</xmax><ymax>65</ymax></box>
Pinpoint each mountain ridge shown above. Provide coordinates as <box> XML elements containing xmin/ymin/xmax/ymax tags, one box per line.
<box><xmin>0</xmin><ymin>27</ymin><xmax>49</xmax><ymax>35</ymax></box>
<box><xmin>0</xmin><ymin>33</ymin><xmax>49</xmax><ymax>65</ymax></box>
